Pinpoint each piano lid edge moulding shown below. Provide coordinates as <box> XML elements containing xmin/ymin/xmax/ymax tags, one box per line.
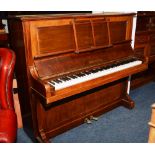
<box><xmin>8</xmin><ymin>12</ymin><xmax>147</xmax><ymax>142</ymax></box>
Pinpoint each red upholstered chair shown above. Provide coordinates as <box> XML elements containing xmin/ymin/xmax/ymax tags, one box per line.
<box><xmin>0</xmin><ymin>48</ymin><xmax>17</xmax><ymax>143</ymax></box>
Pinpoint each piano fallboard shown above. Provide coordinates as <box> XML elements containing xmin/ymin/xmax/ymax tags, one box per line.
<box><xmin>34</xmin><ymin>42</ymin><xmax>134</xmax><ymax>79</ymax></box>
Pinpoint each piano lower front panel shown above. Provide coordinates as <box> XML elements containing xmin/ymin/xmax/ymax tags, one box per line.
<box><xmin>35</xmin><ymin>78</ymin><xmax>131</xmax><ymax>140</ymax></box>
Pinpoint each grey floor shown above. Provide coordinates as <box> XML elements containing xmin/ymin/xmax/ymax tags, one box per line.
<box><xmin>17</xmin><ymin>82</ymin><xmax>155</xmax><ymax>143</ymax></box>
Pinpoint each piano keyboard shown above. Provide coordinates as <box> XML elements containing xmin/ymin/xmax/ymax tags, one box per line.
<box><xmin>48</xmin><ymin>58</ymin><xmax>142</xmax><ymax>90</ymax></box>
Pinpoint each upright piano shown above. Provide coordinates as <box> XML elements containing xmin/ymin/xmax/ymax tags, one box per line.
<box><xmin>8</xmin><ymin>13</ymin><xmax>148</xmax><ymax>142</ymax></box>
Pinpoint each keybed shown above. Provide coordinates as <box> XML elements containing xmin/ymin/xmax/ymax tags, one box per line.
<box><xmin>48</xmin><ymin>57</ymin><xmax>142</xmax><ymax>90</ymax></box>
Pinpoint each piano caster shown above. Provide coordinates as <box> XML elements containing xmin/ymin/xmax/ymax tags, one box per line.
<box><xmin>84</xmin><ymin>118</ymin><xmax>92</xmax><ymax>124</ymax></box>
<box><xmin>90</xmin><ymin>115</ymin><xmax>98</xmax><ymax>121</ymax></box>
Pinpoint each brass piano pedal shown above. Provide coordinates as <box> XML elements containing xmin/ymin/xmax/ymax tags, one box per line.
<box><xmin>90</xmin><ymin>115</ymin><xmax>98</xmax><ymax>121</ymax></box>
<box><xmin>84</xmin><ymin>118</ymin><xmax>92</xmax><ymax>124</ymax></box>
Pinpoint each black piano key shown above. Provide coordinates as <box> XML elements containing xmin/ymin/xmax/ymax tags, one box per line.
<box><xmin>86</xmin><ymin>71</ymin><xmax>92</xmax><ymax>74</ymax></box>
<box><xmin>78</xmin><ymin>73</ymin><xmax>85</xmax><ymax>76</ymax></box>
<box><xmin>91</xmin><ymin>70</ymin><xmax>96</xmax><ymax>73</ymax></box>
<box><xmin>59</xmin><ymin>78</ymin><xmax>64</xmax><ymax>81</ymax></box>
<box><xmin>97</xmin><ymin>68</ymin><xmax>103</xmax><ymax>71</ymax></box>
<box><xmin>81</xmin><ymin>72</ymin><xmax>87</xmax><ymax>75</ymax></box>
<box><xmin>64</xmin><ymin>77</ymin><xmax>70</xmax><ymax>80</ymax></box>
<box><xmin>69</xmin><ymin>75</ymin><xmax>78</xmax><ymax>79</ymax></box>
<box><xmin>97</xmin><ymin>67</ymin><xmax>104</xmax><ymax>71</ymax></box>
<box><xmin>49</xmin><ymin>81</ymin><xmax>55</xmax><ymax>85</ymax></box>
<box><xmin>75</xmin><ymin>73</ymin><xmax>84</xmax><ymax>77</ymax></box>
<box><xmin>67</xmin><ymin>76</ymin><xmax>73</xmax><ymax>80</ymax></box>
<box><xmin>82</xmin><ymin>72</ymin><xmax>87</xmax><ymax>75</ymax></box>
<box><xmin>106</xmin><ymin>64</ymin><xmax>114</xmax><ymax>68</ymax></box>
<box><xmin>59</xmin><ymin>77</ymin><xmax>69</xmax><ymax>81</ymax></box>
<box><xmin>123</xmin><ymin>60</ymin><xmax>130</xmax><ymax>64</ymax></box>
<box><xmin>112</xmin><ymin>63</ymin><xmax>118</xmax><ymax>67</ymax></box>
<box><xmin>85</xmin><ymin>71</ymin><xmax>92</xmax><ymax>74</ymax></box>
<box><xmin>83</xmin><ymin>71</ymin><xmax>91</xmax><ymax>75</ymax></box>
<box><xmin>93</xmin><ymin>69</ymin><xmax>100</xmax><ymax>72</ymax></box>
<box><xmin>53</xmin><ymin>79</ymin><xmax>62</xmax><ymax>83</ymax></box>
<box><xmin>91</xmin><ymin>69</ymin><xmax>99</xmax><ymax>73</ymax></box>
<box><xmin>104</xmin><ymin>66</ymin><xmax>109</xmax><ymax>69</ymax></box>
<box><xmin>116</xmin><ymin>62</ymin><xmax>124</xmax><ymax>66</ymax></box>
<box><xmin>112</xmin><ymin>63</ymin><xmax>117</xmax><ymax>67</ymax></box>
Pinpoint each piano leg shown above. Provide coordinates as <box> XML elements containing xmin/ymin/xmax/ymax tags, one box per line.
<box><xmin>121</xmin><ymin>94</ymin><xmax>135</xmax><ymax>109</ymax></box>
<box><xmin>25</xmin><ymin>93</ymin><xmax>50</xmax><ymax>143</ymax></box>
<box><xmin>36</xmin><ymin>100</ymin><xmax>50</xmax><ymax>143</ymax></box>
<box><xmin>121</xmin><ymin>77</ymin><xmax>135</xmax><ymax>109</ymax></box>
<box><xmin>37</xmin><ymin>129</ymin><xmax>50</xmax><ymax>143</ymax></box>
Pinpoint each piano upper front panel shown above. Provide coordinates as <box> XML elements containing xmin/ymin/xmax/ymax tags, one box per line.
<box><xmin>28</xmin><ymin>15</ymin><xmax>133</xmax><ymax>59</ymax></box>
<box><xmin>29</xmin><ymin>19</ymin><xmax>75</xmax><ymax>57</ymax></box>
<box><xmin>37</xmin><ymin>24</ymin><xmax>75</xmax><ymax>54</ymax></box>
<box><xmin>73</xmin><ymin>18</ymin><xmax>110</xmax><ymax>52</ymax></box>
<box><xmin>109</xmin><ymin>21</ymin><xmax>127</xmax><ymax>43</ymax></box>
<box><xmin>74</xmin><ymin>20</ymin><xmax>94</xmax><ymax>50</ymax></box>
<box><xmin>92</xmin><ymin>20</ymin><xmax>109</xmax><ymax>46</ymax></box>
<box><xmin>106</xmin><ymin>16</ymin><xmax>133</xmax><ymax>43</ymax></box>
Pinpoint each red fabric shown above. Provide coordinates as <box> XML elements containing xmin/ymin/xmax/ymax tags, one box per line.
<box><xmin>0</xmin><ymin>48</ymin><xmax>15</xmax><ymax>109</ymax></box>
<box><xmin>0</xmin><ymin>110</ymin><xmax>17</xmax><ymax>143</ymax></box>
<box><xmin>0</xmin><ymin>48</ymin><xmax>17</xmax><ymax>143</ymax></box>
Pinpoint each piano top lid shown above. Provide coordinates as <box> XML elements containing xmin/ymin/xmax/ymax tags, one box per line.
<box><xmin>8</xmin><ymin>12</ymin><xmax>136</xmax><ymax>21</ymax></box>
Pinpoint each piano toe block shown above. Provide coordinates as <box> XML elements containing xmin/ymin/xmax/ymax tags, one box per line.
<box><xmin>122</xmin><ymin>94</ymin><xmax>135</xmax><ymax>109</ymax></box>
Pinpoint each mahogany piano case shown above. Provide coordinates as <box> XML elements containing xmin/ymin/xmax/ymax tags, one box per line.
<box><xmin>8</xmin><ymin>13</ymin><xmax>147</xmax><ymax>142</ymax></box>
